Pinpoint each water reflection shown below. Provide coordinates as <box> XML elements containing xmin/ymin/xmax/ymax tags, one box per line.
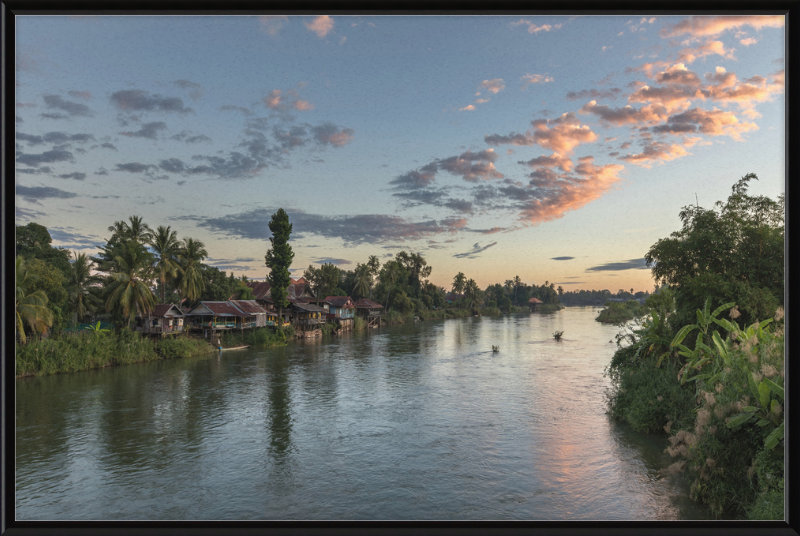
<box><xmin>17</xmin><ymin>308</ymin><xmax>711</xmax><ymax>520</ymax></box>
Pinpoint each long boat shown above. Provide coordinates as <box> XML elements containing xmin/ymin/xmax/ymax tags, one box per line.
<box><xmin>219</xmin><ymin>345</ymin><xmax>250</xmax><ymax>351</ymax></box>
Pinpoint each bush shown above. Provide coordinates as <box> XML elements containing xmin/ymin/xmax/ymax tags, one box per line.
<box><xmin>383</xmin><ymin>310</ymin><xmax>404</xmax><ymax>325</ymax></box>
<box><xmin>596</xmin><ymin>300</ymin><xmax>643</xmax><ymax>324</ymax></box>
<box><xmin>156</xmin><ymin>337</ymin><xmax>213</xmax><ymax>359</ymax></box>
<box><xmin>354</xmin><ymin>316</ymin><xmax>366</xmax><ymax>331</ymax></box>
<box><xmin>221</xmin><ymin>327</ymin><xmax>292</xmax><ymax>348</ymax></box>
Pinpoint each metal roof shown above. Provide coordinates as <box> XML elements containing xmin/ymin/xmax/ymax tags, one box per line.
<box><xmin>354</xmin><ymin>299</ymin><xmax>383</xmax><ymax>309</ymax></box>
<box><xmin>150</xmin><ymin>303</ymin><xmax>184</xmax><ymax>317</ymax></box>
<box><xmin>324</xmin><ymin>296</ymin><xmax>355</xmax><ymax>308</ymax></box>
<box><xmin>229</xmin><ymin>300</ymin><xmax>268</xmax><ymax>315</ymax></box>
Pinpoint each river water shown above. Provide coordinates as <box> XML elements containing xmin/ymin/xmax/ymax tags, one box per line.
<box><xmin>15</xmin><ymin>307</ymin><xmax>711</xmax><ymax>520</ymax></box>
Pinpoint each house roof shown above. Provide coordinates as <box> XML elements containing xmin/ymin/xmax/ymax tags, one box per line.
<box><xmin>246</xmin><ymin>281</ymin><xmax>271</xmax><ymax>300</ymax></box>
<box><xmin>528</xmin><ymin>297</ymin><xmax>543</xmax><ymax>304</ymax></box>
<box><xmin>150</xmin><ymin>303</ymin><xmax>184</xmax><ymax>317</ymax></box>
<box><xmin>229</xmin><ymin>300</ymin><xmax>267</xmax><ymax>315</ymax></box>
<box><xmin>291</xmin><ymin>302</ymin><xmax>327</xmax><ymax>313</ymax></box>
<box><xmin>324</xmin><ymin>296</ymin><xmax>355</xmax><ymax>308</ymax></box>
<box><xmin>186</xmin><ymin>301</ymin><xmax>247</xmax><ymax>317</ymax></box>
<box><xmin>354</xmin><ymin>299</ymin><xmax>383</xmax><ymax>309</ymax></box>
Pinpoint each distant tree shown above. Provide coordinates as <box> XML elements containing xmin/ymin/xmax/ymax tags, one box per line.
<box><xmin>513</xmin><ymin>275</ymin><xmax>522</xmax><ymax>304</ymax></box>
<box><xmin>557</xmin><ymin>285</ymin><xmax>564</xmax><ymax>296</ymax></box>
<box><xmin>464</xmin><ymin>278</ymin><xmax>480</xmax><ymax>309</ymax></box>
<box><xmin>68</xmin><ymin>252</ymin><xmax>101</xmax><ymax>323</ymax></box>
<box><xmin>353</xmin><ymin>270</ymin><xmax>371</xmax><ymax>299</ymax></box>
<box><xmin>381</xmin><ymin>260</ymin><xmax>401</xmax><ymax>310</ymax></box>
<box><xmin>265</xmin><ymin>209</ymin><xmax>295</xmax><ymax>323</ymax></box>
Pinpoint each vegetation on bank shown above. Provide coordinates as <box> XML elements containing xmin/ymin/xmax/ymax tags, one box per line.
<box><xmin>605</xmin><ymin>174</ymin><xmax>785</xmax><ymax>519</ymax></box>
<box><xmin>16</xmin><ymin>330</ymin><xmax>214</xmax><ymax>378</ymax></box>
<box><xmin>220</xmin><ymin>326</ymin><xmax>295</xmax><ymax>348</ymax></box>
<box><xmin>596</xmin><ymin>299</ymin><xmax>646</xmax><ymax>324</ymax></box>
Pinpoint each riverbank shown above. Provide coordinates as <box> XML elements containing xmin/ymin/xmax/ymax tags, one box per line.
<box><xmin>15</xmin><ymin>330</ymin><xmax>216</xmax><ymax>378</ymax></box>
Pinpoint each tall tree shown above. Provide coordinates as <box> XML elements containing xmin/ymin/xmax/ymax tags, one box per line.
<box><xmin>265</xmin><ymin>209</ymin><xmax>295</xmax><ymax>323</ymax></box>
<box><xmin>176</xmin><ymin>237</ymin><xmax>208</xmax><ymax>304</ymax></box>
<box><xmin>15</xmin><ymin>257</ymin><xmax>54</xmax><ymax>343</ymax></box>
<box><xmin>464</xmin><ymin>278</ymin><xmax>480</xmax><ymax>309</ymax></box>
<box><xmin>353</xmin><ymin>270</ymin><xmax>371</xmax><ymax>300</ymax></box>
<box><xmin>513</xmin><ymin>275</ymin><xmax>522</xmax><ymax>305</ymax></box>
<box><xmin>148</xmin><ymin>225</ymin><xmax>182</xmax><ymax>303</ymax></box>
<box><xmin>68</xmin><ymin>252</ymin><xmax>101</xmax><ymax>323</ymax></box>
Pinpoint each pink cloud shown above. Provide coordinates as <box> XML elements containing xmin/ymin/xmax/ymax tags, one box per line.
<box><xmin>480</xmin><ymin>79</ymin><xmax>505</xmax><ymax>94</ymax></box>
<box><xmin>739</xmin><ymin>37</ymin><xmax>758</xmax><ymax>46</ymax></box>
<box><xmin>661</xmin><ymin>15</ymin><xmax>784</xmax><ymax>40</ymax></box>
<box><xmin>618</xmin><ymin>140</ymin><xmax>692</xmax><ymax>167</ymax></box>
<box><xmin>511</xmin><ymin>19</ymin><xmax>560</xmax><ymax>34</ymax></box>
<box><xmin>518</xmin><ymin>152</ymin><xmax>573</xmax><ymax>172</ymax></box>
<box><xmin>258</xmin><ymin>15</ymin><xmax>289</xmax><ymax>36</ymax></box>
<box><xmin>305</xmin><ymin>15</ymin><xmax>334</xmax><ymax>38</ymax></box>
<box><xmin>485</xmin><ymin>112</ymin><xmax>598</xmax><ymax>154</ymax></box>
<box><xmin>653</xmin><ymin>107</ymin><xmax>758</xmax><ymax>141</ymax></box>
<box><xmin>294</xmin><ymin>100</ymin><xmax>314</xmax><ymax>111</ymax></box>
<box><xmin>439</xmin><ymin>149</ymin><xmax>503</xmax><ymax>182</ymax></box>
<box><xmin>676</xmin><ymin>40</ymin><xmax>736</xmax><ymax>63</ymax></box>
<box><xmin>580</xmin><ymin>100</ymin><xmax>671</xmax><ymax>126</ymax></box>
<box><xmin>264</xmin><ymin>89</ymin><xmax>282</xmax><ymax>108</ymax></box>
<box><xmin>460</xmin><ymin>104</ymin><xmax>476</xmax><ymax>111</ymax></box>
<box><xmin>521</xmin><ymin>74</ymin><xmax>554</xmax><ymax>87</ymax></box>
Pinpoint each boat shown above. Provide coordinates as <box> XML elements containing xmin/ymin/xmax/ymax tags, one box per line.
<box><xmin>220</xmin><ymin>345</ymin><xmax>250</xmax><ymax>351</ymax></box>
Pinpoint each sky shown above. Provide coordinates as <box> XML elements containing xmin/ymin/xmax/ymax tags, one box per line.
<box><xmin>14</xmin><ymin>14</ymin><xmax>785</xmax><ymax>293</ymax></box>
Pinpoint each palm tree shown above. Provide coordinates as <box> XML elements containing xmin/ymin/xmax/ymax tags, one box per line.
<box><xmin>557</xmin><ymin>285</ymin><xmax>564</xmax><ymax>296</ymax></box>
<box><xmin>452</xmin><ymin>272</ymin><xmax>466</xmax><ymax>294</ymax></box>
<box><xmin>513</xmin><ymin>275</ymin><xmax>522</xmax><ymax>304</ymax></box>
<box><xmin>464</xmin><ymin>278</ymin><xmax>480</xmax><ymax>309</ymax></box>
<box><xmin>125</xmin><ymin>215</ymin><xmax>153</xmax><ymax>244</ymax></box>
<box><xmin>504</xmin><ymin>279</ymin><xmax>514</xmax><ymax>297</ymax></box>
<box><xmin>15</xmin><ymin>257</ymin><xmax>54</xmax><ymax>343</ymax></box>
<box><xmin>353</xmin><ymin>271</ymin><xmax>371</xmax><ymax>300</ymax></box>
<box><xmin>381</xmin><ymin>261</ymin><xmax>400</xmax><ymax>310</ymax></box>
<box><xmin>148</xmin><ymin>225</ymin><xmax>182</xmax><ymax>303</ymax></box>
<box><xmin>68</xmin><ymin>252</ymin><xmax>101</xmax><ymax>323</ymax></box>
<box><xmin>105</xmin><ymin>241</ymin><xmax>156</xmax><ymax>328</ymax></box>
<box><xmin>176</xmin><ymin>237</ymin><xmax>208</xmax><ymax>304</ymax></box>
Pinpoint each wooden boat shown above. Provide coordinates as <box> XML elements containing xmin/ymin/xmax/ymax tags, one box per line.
<box><xmin>220</xmin><ymin>345</ymin><xmax>250</xmax><ymax>351</ymax></box>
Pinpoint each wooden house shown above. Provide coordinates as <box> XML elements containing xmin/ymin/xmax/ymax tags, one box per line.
<box><xmin>290</xmin><ymin>302</ymin><xmax>327</xmax><ymax>330</ymax></box>
<box><xmin>354</xmin><ymin>299</ymin><xmax>383</xmax><ymax>327</ymax></box>
<box><xmin>229</xmin><ymin>300</ymin><xmax>270</xmax><ymax>327</ymax></box>
<box><xmin>528</xmin><ymin>297</ymin><xmax>543</xmax><ymax>312</ymax></box>
<box><xmin>184</xmin><ymin>301</ymin><xmax>264</xmax><ymax>333</ymax></box>
<box><xmin>135</xmin><ymin>303</ymin><xmax>185</xmax><ymax>335</ymax></box>
<box><xmin>323</xmin><ymin>296</ymin><xmax>355</xmax><ymax>320</ymax></box>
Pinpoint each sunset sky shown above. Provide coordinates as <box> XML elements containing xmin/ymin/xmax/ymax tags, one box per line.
<box><xmin>14</xmin><ymin>15</ymin><xmax>785</xmax><ymax>292</ymax></box>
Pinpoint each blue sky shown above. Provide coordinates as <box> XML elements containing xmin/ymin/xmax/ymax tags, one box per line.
<box><xmin>15</xmin><ymin>15</ymin><xmax>785</xmax><ymax>291</ymax></box>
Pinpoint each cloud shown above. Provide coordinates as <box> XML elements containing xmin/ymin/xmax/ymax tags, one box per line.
<box><xmin>480</xmin><ymin>79</ymin><xmax>505</xmax><ymax>94</ymax></box>
<box><xmin>579</xmin><ymin>100</ymin><xmax>670</xmax><ymax>126</ymax></box>
<box><xmin>518</xmin><ymin>152</ymin><xmax>573</xmax><ymax>172</ymax></box>
<box><xmin>511</xmin><ymin>19</ymin><xmax>561</xmax><ymax>34</ymax></box>
<box><xmin>311</xmin><ymin>257</ymin><xmax>352</xmax><ymax>266</ymax></box>
<box><xmin>389</xmin><ymin>162</ymin><xmax>440</xmax><ymax>190</ymax></box>
<box><xmin>68</xmin><ymin>90</ymin><xmax>92</xmax><ymax>100</ymax></box>
<box><xmin>311</xmin><ymin>123</ymin><xmax>354</xmax><ymax>147</ymax></box>
<box><xmin>305</xmin><ymin>15</ymin><xmax>334</xmax><ymax>38</ymax></box>
<box><xmin>438</xmin><ymin>150</ymin><xmax>503</xmax><ymax>182</ymax></box>
<box><xmin>660</xmin><ymin>15</ymin><xmax>784</xmax><ymax>40</ymax></box>
<box><xmin>586</xmin><ymin>258</ymin><xmax>649</xmax><ymax>271</ymax></box>
<box><xmin>158</xmin><ymin>158</ymin><xmax>186</xmax><ymax>173</ymax></box>
<box><xmin>264</xmin><ymin>88</ymin><xmax>315</xmax><ymax>112</ymax></box>
<box><xmin>120</xmin><ymin>121</ymin><xmax>168</xmax><ymax>139</ymax></box>
<box><xmin>676</xmin><ymin>40</ymin><xmax>736</xmax><ymax>64</ymax></box>
<box><xmin>42</xmin><ymin>94</ymin><xmax>92</xmax><ymax>117</ymax></box>
<box><xmin>652</xmin><ymin>107</ymin><xmax>758</xmax><ymax>140</ymax></box>
<box><xmin>173</xmin><ymin>79</ymin><xmax>204</xmax><ymax>101</ymax></box>
<box><xmin>485</xmin><ymin>112</ymin><xmax>598</xmax><ymax>154</ymax></box>
<box><xmin>110</xmin><ymin>89</ymin><xmax>193</xmax><ymax>114</ymax></box>
<box><xmin>57</xmin><ymin>172</ymin><xmax>87</xmax><ymax>180</ymax></box>
<box><xmin>220</xmin><ymin>104</ymin><xmax>253</xmax><ymax>116</ymax></box>
<box><xmin>16</xmin><ymin>185</ymin><xmax>79</xmax><ymax>203</ymax></box>
<box><xmin>47</xmin><ymin>227</ymin><xmax>103</xmax><ymax>249</ymax></box>
<box><xmin>618</xmin><ymin>140</ymin><xmax>692</xmax><ymax>167</ymax></box>
<box><xmin>521</xmin><ymin>74</ymin><xmax>554</xmax><ymax>87</ymax></box>
<box><xmin>459</xmin><ymin>104</ymin><xmax>476</xmax><ymax>111</ymax></box>
<box><xmin>453</xmin><ymin>241</ymin><xmax>498</xmax><ymax>259</ymax></box>
<box><xmin>171</xmin><ymin>130</ymin><xmax>212</xmax><ymax>143</ymax></box>
<box><xmin>551</xmin><ymin>256</ymin><xmax>575</xmax><ymax>261</ymax></box>
<box><xmin>16</xmin><ymin>206</ymin><xmax>47</xmax><ymax>220</ymax></box>
<box><xmin>116</xmin><ymin>162</ymin><xmax>156</xmax><ymax>173</ymax></box>
<box><xmin>565</xmin><ymin>88</ymin><xmax>622</xmax><ymax>101</ymax></box>
<box><xmin>739</xmin><ymin>37</ymin><xmax>758</xmax><ymax>46</ymax></box>
<box><xmin>174</xmin><ymin>208</ymin><xmax>469</xmax><ymax>245</ymax></box>
<box><xmin>258</xmin><ymin>15</ymin><xmax>289</xmax><ymax>36</ymax></box>
<box><xmin>16</xmin><ymin>149</ymin><xmax>74</xmax><ymax>167</ymax></box>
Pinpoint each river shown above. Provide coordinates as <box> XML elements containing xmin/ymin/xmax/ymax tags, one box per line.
<box><xmin>15</xmin><ymin>307</ymin><xmax>711</xmax><ymax>520</ymax></box>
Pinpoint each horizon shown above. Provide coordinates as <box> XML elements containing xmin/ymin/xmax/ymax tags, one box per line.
<box><xmin>14</xmin><ymin>15</ymin><xmax>785</xmax><ymax>293</ymax></box>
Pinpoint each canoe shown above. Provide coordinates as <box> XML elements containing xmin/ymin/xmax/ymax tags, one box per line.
<box><xmin>220</xmin><ymin>345</ymin><xmax>250</xmax><ymax>351</ymax></box>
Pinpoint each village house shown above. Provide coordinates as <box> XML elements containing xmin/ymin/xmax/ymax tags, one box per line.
<box><xmin>246</xmin><ymin>278</ymin><xmax>313</xmax><ymax>325</ymax></box>
<box><xmin>354</xmin><ymin>298</ymin><xmax>383</xmax><ymax>327</ymax></box>
<box><xmin>528</xmin><ymin>297</ymin><xmax>543</xmax><ymax>312</ymax></box>
<box><xmin>184</xmin><ymin>300</ymin><xmax>269</xmax><ymax>337</ymax></box>
<box><xmin>323</xmin><ymin>296</ymin><xmax>356</xmax><ymax>330</ymax></box>
<box><xmin>135</xmin><ymin>303</ymin><xmax>185</xmax><ymax>336</ymax></box>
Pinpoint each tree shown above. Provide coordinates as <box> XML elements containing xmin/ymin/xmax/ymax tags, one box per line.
<box><xmin>125</xmin><ymin>215</ymin><xmax>153</xmax><ymax>244</ymax></box>
<box><xmin>176</xmin><ymin>237</ymin><xmax>208</xmax><ymax>304</ymax></box>
<box><xmin>265</xmin><ymin>209</ymin><xmax>295</xmax><ymax>323</ymax></box>
<box><xmin>381</xmin><ymin>261</ymin><xmax>401</xmax><ymax>310</ymax></box>
<box><xmin>452</xmin><ymin>272</ymin><xmax>466</xmax><ymax>295</ymax></box>
<box><xmin>104</xmin><ymin>240</ymin><xmax>156</xmax><ymax>328</ymax></box>
<box><xmin>15</xmin><ymin>257</ymin><xmax>54</xmax><ymax>343</ymax></box>
<box><xmin>513</xmin><ymin>275</ymin><xmax>522</xmax><ymax>305</ymax></box>
<box><xmin>353</xmin><ymin>270</ymin><xmax>371</xmax><ymax>300</ymax></box>
<box><xmin>148</xmin><ymin>225</ymin><xmax>182</xmax><ymax>303</ymax></box>
<box><xmin>464</xmin><ymin>279</ymin><xmax>481</xmax><ymax>309</ymax></box>
<box><xmin>646</xmin><ymin>174</ymin><xmax>784</xmax><ymax>330</ymax></box>
<box><xmin>557</xmin><ymin>285</ymin><xmax>564</xmax><ymax>296</ymax></box>
<box><xmin>68</xmin><ymin>252</ymin><xmax>101</xmax><ymax>323</ymax></box>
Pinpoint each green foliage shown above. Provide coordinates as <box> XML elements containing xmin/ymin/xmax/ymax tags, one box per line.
<box><xmin>353</xmin><ymin>316</ymin><xmax>367</xmax><ymax>331</ymax></box>
<box><xmin>103</xmin><ymin>240</ymin><xmax>156</xmax><ymax>328</ymax></box>
<box><xmin>220</xmin><ymin>327</ymin><xmax>288</xmax><ymax>349</ymax></box>
<box><xmin>155</xmin><ymin>337</ymin><xmax>214</xmax><ymax>359</ymax></box>
<box><xmin>646</xmin><ymin>174</ymin><xmax>784</xmax><ymax>330</ymax></box>
<box><xmin>382</xmin><ymin>310</ymin><xmax>404</xmax><ymax>325</ymax></box>
<box><xmin>15</xmin><ymin>256</ymin><xmax>55</xmax><ymax>343</ymax></box>
<box><xmin>176</xmin><ymin>237</ymin><xmax>208</xmax><ymax>303</ymax></box>
<box><xmin>199</xmin><ymin>265</ymin><xmax>236</xmax><ymax>301</ymax></box>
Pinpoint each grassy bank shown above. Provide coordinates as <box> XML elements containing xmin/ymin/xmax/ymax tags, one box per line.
<box><xmin>16</xmin><ymin>330</ymin><xmax>214</xmax><ymax>378</ymax></box>
<box><xmin>220</xmin><ymin>326</ymin><xmax>294</xmax><ymax>348</ymax></box>
<box><xmin>605</xmin><ymin>304</ymin><xmax>785</xmax><ymax>519</ymax></box>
